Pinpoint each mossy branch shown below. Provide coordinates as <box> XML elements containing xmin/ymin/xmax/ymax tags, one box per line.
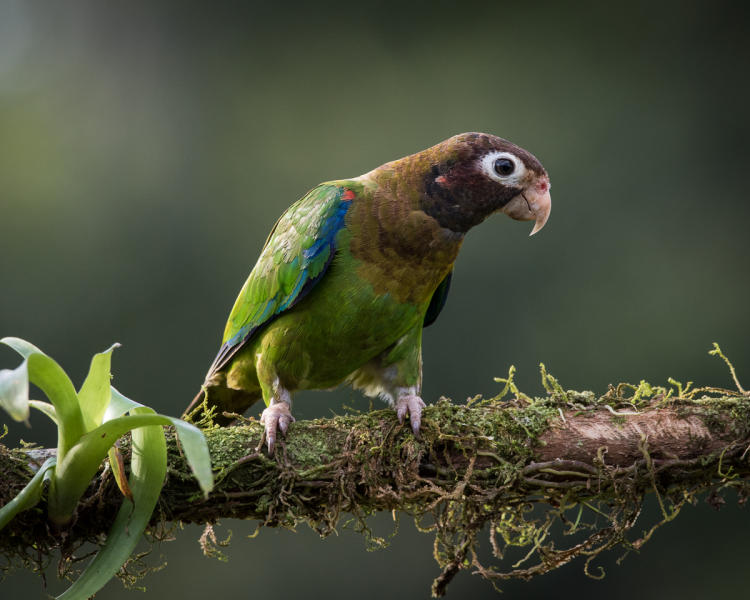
<box><xmin>2</xmin><ymin>380</ymin><xmax>750</xmax><ymax>596</ymax></box>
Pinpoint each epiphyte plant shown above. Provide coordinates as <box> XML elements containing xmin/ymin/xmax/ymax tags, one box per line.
<box><xmin>0</xmin><ymin>337</ymin><xmax>214</xmax><ymax>600</ymax></box>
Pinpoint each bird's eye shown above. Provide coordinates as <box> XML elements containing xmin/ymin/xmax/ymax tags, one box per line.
<box><xmin>494</xmin><ymin>158</ymin><xmax>515</xmax><ymax>177</ymax></box>
<box><xmin>481</xmin><ymin>151</ymin><xmax>526</xmax><ymax>184</ymax></box>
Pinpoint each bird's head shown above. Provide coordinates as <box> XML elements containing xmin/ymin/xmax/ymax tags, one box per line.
<box><xmin>418</xmin><ymin>132</ymin><xmax>551</xmax><ymax>235</ymax></box>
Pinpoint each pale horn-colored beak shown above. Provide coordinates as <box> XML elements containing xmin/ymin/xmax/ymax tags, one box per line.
<box><xmin>500</xmin><ymin>177</ymin><xmax>551</xmax><ymax>236</ymax></box>
<box><xmin>528</xmin><ymin>187</ymin><xmax>551</xmax><ymax>236</ymax></box>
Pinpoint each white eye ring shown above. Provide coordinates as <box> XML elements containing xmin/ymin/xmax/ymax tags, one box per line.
<box><xmin>480</xmin><ymin>151</ymin><xmax>526</xmax><ymax>187</ymax></box>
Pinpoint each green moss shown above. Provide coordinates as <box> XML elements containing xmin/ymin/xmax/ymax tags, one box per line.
<box><xmin>4</xmin><ymin>343</ymin><xmax>750</xmax><ymax>598</ymax></box>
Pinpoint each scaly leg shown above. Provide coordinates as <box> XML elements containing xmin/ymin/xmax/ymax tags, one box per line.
<box><xmin>347</xmin><ymin>324</ymin><xmax>426</xmax><ymax>436</ymax></box>
<box><xmin>256</xmin><ymin>355</ymin><xmax>295</xmax><ymax>454</ymax></box>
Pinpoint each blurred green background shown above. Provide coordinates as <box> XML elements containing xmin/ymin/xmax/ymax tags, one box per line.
<box><xmin>2</xmin><ymin>0</ymin><xmax>749</xmax><ymax>597</ymax></box>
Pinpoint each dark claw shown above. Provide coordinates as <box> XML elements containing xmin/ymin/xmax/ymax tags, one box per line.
<box><xmin>395</xmin><ymin>394</ymin><xmax>425</xmax><ymax>437</ymax></box>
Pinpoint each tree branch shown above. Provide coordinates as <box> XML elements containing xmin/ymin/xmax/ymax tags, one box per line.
<box><xmin>2</xmin><ymin>388</ymin><xmax>750</xmax><ymax>596</ymax></box>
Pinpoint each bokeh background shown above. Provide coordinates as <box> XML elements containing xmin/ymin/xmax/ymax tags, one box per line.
<box><xmin>2</xmin><ymin>0</ymin><xmax>749</xmax><ymax>598</ymax></box>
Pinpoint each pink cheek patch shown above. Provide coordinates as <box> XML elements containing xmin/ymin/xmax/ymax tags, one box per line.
<box><xmin>435</xmin><ymin>175</ymin><xmax>448</xmax><ymax>186</ymax></box>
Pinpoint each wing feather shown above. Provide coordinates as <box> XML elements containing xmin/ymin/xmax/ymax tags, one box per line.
<box><xmin>423</xmin><ymin>270</ymin><xmax>452</xmax><ymax>328</ymax></box>
<box><xmin>204</xmin><ymin>184</ymin><xmax>353</xmax><ymax>378</ymax></box>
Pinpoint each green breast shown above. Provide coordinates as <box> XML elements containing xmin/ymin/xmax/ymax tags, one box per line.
<box><xmin>229</xmin><ymin>245</ymin><xmax>424</xmax><ymax>391</ymax></box>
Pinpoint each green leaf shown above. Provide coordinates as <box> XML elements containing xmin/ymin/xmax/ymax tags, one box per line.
<box><xmin>49</xmin><ymin>411</ymin><xmax>213</xmax><ymax>523</ymax></box>
<box><xmin>57</xmin><ymin>407</ymin><xmax>167</xmax><ymax>600</ymax></box>
<box><xmin>29</xmin><ymin>400</ymin><xmax>58</xmax><ymax>425</ymax></box>
<box><xmin>77</xmin><ymin>344</ymin><xmax>120</xmax><ymax>431</ymax></box>
<box><xmin>1</xmin><ymin>338</ymin><xmax>212</xmax><ymax>597</ymax></box>
<box><xmin>104</xmin><ymin>386</ymin><xmax>143</xmax><ymax>421</ymax></box>
<box><xmin>0</xmin><ymin>457</ymin><xmax>57</xmax><ymax>530</ymax></box>
<box><xmin>165</xmin><ymin>416</ymin><xmax>213</xmax><ymax>498</ymax></box>
<box><xmin>1</xmin><ymin>337</ymin><xmax>86</xmax><ymax>460</ymax></box>
<box><xmin>0</xmin><ymin>359</ymin><xmax>30</xmax><ymax>423</ymax></box>
<box><xmin>106</xmin><ymin>387</ymin><xmax>213</xmax><ymax>497</ymax></box>
<box><xmin>48</xmin><ymin>412</ymin><xmax>174</xmax><ymax>525</ymax></box>
<box><xmin>27</xmin><ymin>353</ymin><xmax>86</xmax><ymax>459</ymax></box>
<box><xmin>0</xmin><ymin>336</ymin><xmax>45</xmax><ymax>359</ymax></box>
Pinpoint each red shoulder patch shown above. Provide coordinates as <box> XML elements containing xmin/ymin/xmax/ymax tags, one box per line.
<box><xmin>341</xmin><ymin>189</ymin><xmax>356</xmax><ymax>201</ymax></box>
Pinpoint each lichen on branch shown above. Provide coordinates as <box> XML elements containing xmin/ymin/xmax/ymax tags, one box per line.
<box><xmin>2</xmin><ymin>358</ymin><xmax>750</xmax><ymax>597</ymax></box>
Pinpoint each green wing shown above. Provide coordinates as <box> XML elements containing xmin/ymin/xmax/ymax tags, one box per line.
<box><xmin>207</xmin><ymin>184</ymin><xmax>355</xmax><ymax>376</ymax></box>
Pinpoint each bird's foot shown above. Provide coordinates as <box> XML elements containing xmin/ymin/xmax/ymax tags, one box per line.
<box><xmin>259</xmin><ymin>402</ymin><xmax>295</xmax><ymax>455</ymax></box>
<box><xmin>395</xmin><ymin>394</ymin><xmax>426</xmax><ymax>436</ymax></box>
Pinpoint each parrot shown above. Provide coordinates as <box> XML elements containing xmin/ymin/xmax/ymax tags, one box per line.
<box><xmin>185</xmin><ymin>132</ymin><xmax>551</xmax><ymax>453</ymax></box>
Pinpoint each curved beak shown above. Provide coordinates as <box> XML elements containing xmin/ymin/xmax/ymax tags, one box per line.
<box><xmin>500</xmin><ymin>177</ymin><xmax>551</xmax><ymax>236</ymax></box>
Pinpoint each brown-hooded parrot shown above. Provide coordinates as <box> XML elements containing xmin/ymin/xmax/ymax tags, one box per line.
<box><xmin>185</xmin><ymin>132</ymin><xmax>551</xmax><ymax>452</ymax></box>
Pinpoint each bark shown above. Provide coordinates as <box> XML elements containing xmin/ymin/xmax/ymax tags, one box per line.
<box><xmin>2</xmin><ymin>390</ymin><xmax>750</xmax><ymax>595</ymax></box>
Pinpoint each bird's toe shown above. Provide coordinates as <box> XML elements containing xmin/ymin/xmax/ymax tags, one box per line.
<box><xmin>395</xmin><ymin>394</ymin><xmax>426</xmax><ymax>436</ymax></box>
<box><xmin>260</xmin><ymin>402</ymin><xmax>295</xmax><ymax>455</ymax></box>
